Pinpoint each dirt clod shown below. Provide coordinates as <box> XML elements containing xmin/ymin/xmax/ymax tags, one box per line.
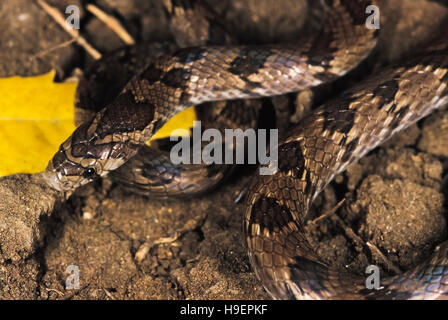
<box><xmin>352</xmin><ymin>176</ymin><xmax>446</xmax><ymax>270</ymax></box>
<box><xmin>0</xmin><ymin>173</ymin><xmax>61</xmax><ymax>264</ymax></box>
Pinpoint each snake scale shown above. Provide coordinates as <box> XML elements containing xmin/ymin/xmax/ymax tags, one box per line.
<box><xmin>42</xmin><ymin>0</ymin><xmax>448</xmax><ymax>299</ymax></box>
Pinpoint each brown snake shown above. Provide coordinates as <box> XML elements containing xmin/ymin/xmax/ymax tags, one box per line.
<box><xmin>42</xmin><ymin>0</ymin><xmax>448</xmax><ymax>299</ymax></box>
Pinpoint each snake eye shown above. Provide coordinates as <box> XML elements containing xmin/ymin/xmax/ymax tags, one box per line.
<box><xmin>83</xmin><ymin>167</ymin><xmax>96</xmax><ymax>179</ymax></box>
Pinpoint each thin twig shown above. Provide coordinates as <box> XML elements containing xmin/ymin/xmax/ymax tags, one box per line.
<box><xmin>153</xmin><ymin>232</ymin><xmax>181</xmax><ymax>245</ymax></box>
<box><xmin>86</xmin><ymin>4</ymin><xmax>135</xmax><ymax>45</ymax></box>
<box><xmin>134</xmin><ymin>235</ymin><xmax>181</xmax><ymax>263</ymax></box>
<box><xmin>333</xmin><ymin>214</ymin><xmax>402</xmax><ymax>274</ymax></box>
<box><xmin>337</xmin><ymin>217</ymin><xmax>367</xmax><ymax>247</ymax></box>
<box><xmin>103</xmin><ymin>288</ymin><xmax>116</xmax><ymax>300</ymax></box>
<box><xmin>134</xmin><ymin>215</ymin><xmax>205</xmax><ymax>263</ymax></box>
<box><xmin>311</xmin><ymin>198</ymin><xmax>402</xmax><ymax>274</ymax></box>
<box><xmin>45</xmin><ymin>287</ymin><xmax>65</xmax><ymax>297</ymax></box>
<box><xmin>31</xmin><ymin>38</ymin><xmax>77</xmax><ymax>59</ymax></box>
<box><xmin>366</xmin><ymin>241</ymin><xmax>402</xmax><ymax>274</ymax></box>
<box><xmin>135</xmin><ymin>242</ymin><xmax>151</xmax><ymax>263</ymax></box>
<box><xmin>36</xmin><ymin>0</ymin><xmax>102</xmax><ymax>59</ymax></box>
<box><xmin>310</xmin><ymin>199</ymin><xmax>346</xmax><ymax>224</ymax></box>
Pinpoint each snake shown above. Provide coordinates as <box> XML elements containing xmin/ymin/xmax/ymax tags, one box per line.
<box><xmin>41</xmin><ymin>0</ymin><xmax>448</xmax><ymax>299</ymax></box>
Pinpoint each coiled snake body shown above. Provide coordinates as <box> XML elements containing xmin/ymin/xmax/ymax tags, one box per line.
<box><xmin>43</xmin><ymin>0</ymin><xmax>448</xmax><ymax>299</ymax></box>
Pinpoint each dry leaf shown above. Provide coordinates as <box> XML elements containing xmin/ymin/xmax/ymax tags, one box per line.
<box><xmin>0</xmin><ymin>71</ymin><xmax>196</xmax><ymax>176</ymax></box>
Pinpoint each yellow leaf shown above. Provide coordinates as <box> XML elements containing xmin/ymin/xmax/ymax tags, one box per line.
<box><xmin>150</xmin><ymin>106</ymin><xmax>195</xmax><ymax>140</ymax></box>
<box><xmin>0</xmin><ymin>71</ymin><xmax>76</xmax><ymax>176</ymax></box>
<box><xmin>0</xmin><ymin>71</ymin><xmax>196</xmax><ymax>176</ymax></box>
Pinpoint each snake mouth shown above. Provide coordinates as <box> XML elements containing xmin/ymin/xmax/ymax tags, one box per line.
<box><xmin>41</xmin><ymin>170</ymin><xmax>65</xmax><ymax>192</ymax></box>
<box><xmin>43</xmin><ymin>159</ymin><xmax>81</xmax><ymax>192</ymax></box>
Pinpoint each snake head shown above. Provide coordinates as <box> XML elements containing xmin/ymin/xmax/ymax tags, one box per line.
<box><xmin>44</xmin><ymin>122</ymin><xmax>128</xmax><ymax>192</ymax></box>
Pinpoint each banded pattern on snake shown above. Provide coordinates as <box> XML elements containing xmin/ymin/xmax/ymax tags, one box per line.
<box><xmin>43</xmin><ymin>0</ymin><xmax>448</xmax><ymax>299</ymax></box>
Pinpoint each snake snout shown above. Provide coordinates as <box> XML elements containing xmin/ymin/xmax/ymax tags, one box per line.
<box><xmin>41</xmin><ymin>170</ymin><xmax>65</xmax><ymax>192</ymax></box>
<box><xmin>44</xmin><ymin>143</ymin><xmax>92</xmax><ymax>191</ymax></box>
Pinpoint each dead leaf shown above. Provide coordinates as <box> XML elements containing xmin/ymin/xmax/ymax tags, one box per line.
<box><xmin>0</xmin><ymin>71</ymin><xmax>196</xmax><ymax>176</ymax></box>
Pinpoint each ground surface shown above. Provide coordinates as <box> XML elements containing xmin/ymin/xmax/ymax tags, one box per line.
<box><xmin>0</xmin><ymin>0</ymin><xmax>448</xmax><ymax>299</ymax></box>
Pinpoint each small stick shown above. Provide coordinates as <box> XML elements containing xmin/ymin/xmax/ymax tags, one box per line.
<box><xmin>36</xmin><ymin>0</ymin><xmax>102</xmax><ymax>60</ymax></box>
<box><xmin>337</xmin><ymin>217</ymin><xmax>366</xmax><ymax>247</ymax></box>
<box><xmin>86</xmin><ymin>4</ymin><xmax>135</xmax><ymax>45</ymax></box>
<box><xmin>134</xmin><ymin>235</ymin><xmax>180</xmax><ymax>263</ymax></box>
<box><xmin>334</xmin><ymin>214</ymin><xmax>402</xmax><ymax>274</ymax></box>
<box><xmin>31</xmin><ymin>38</ymin><xmax>77</xmax><ymax>59</ymax></box>
<box><xmin>310</xmin><ymin>199</ymin><xmax>346</xmax><ymax>224</ymax></box>
<box><xmin>135</xmin><ymin>242</ymin><xmax>151</xmax><ymax>263</ymax></box>
<box><xmin>153</xmin><ymin>232</ymin><xmax>181</xmax><ymax>245</ymax></box>
<box><xmin>45</xmin><ymin>287</ymin><xmax>65</xmax><ymax>297</ymax></box>
<box><xmin>103</xmin><ymin>288</ymin><xmax>116</xmax><ymax>300</ymax></box>
<box><xmin>135</xmin><ymin>216</ymin><xmax>205</xmax><ymax>263</ymax></box>
<box><xmin>312</xmin><ymin>199</ymin><xmax>402</xmax><ymax>274</ymax></box>
<box><xmin>366</xmin><ymin>241</ymin><xmax>402</xmax><ymax>274</ymax></box>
